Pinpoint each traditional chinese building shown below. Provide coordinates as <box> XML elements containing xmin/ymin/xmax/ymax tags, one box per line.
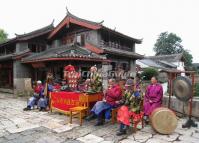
<box><xmin>0</xmin><ymin>11</ymin><xmax>143</xmax><ymax>94</ymax></box>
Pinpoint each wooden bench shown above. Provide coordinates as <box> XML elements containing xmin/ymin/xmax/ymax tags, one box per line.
<box><xmin>111</xmin><ymin>107</ymin><xmax>119</xmax><ymax>124</ymax></box>
<box><xmin>69</xmin><ymin>95</ymin><xmax>88</xmax><ymax>126</ymax></box>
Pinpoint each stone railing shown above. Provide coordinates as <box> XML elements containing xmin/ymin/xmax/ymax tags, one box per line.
<box><xmin>162</xmin><ymin>95</ymin><xmax>199</xmax><ymax>118</ymax></box>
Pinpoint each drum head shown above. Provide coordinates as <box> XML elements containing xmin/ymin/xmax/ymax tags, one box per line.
<box><xmin>150</xmin><ymin>107</ymin><xmax>178</xmax><ymax>134</ymax></box>
<box><xmin>173</xmin><ymin>76</ymin><xmax>192</xmax><ymax>102</ymax></box>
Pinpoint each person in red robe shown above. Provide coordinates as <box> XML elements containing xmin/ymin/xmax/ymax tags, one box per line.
<box><xmin>86</xmin><ymin>79</ymin><xmax>122</xmax><ymax>126</ymax></box>
<box><xmin>143</xmin><ymin>76</ymin><xmax>163</xmax><ymax>122</ymax></box>
<box><xmin>64</xmin><ymin>65</ymin><xmax>80</xmax><ymax>91</ymax></box>
<box><xmin>23</xmin><ymin>80</ymin><xmax>44</xmax><ymax>111</ymax></box>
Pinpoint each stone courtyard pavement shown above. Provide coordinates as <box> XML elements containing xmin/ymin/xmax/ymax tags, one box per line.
<box><xmin>0</xmin><ymin>93</ymin><xmax>199</xmax><ymax>143</ymax></box>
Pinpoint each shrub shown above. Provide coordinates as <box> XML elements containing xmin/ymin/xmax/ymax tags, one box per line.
<box><xmin>141</xmin><ymin>68</ymin><xmax>159</xmax><ymax>81</ymax></box>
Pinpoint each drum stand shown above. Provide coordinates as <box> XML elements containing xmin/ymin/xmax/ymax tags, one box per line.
<box><xmin>168</xmin><ymin>71</ymin><xmax>198</xmax><ymax>128</ymax></box>
<box><xmin>182</xmin><ymin>72</ymin><xmax>198</xmax><ymax>128</ymax></box>
<box><xmin>182</xmin><ymin>117</ymin><xmax>198</xmax><ymax>128</ymax></box>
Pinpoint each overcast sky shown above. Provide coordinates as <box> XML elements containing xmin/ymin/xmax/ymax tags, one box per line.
<box><xmin>0</xmin><ymin>0</ymin><xmax>198</xmax><ymax>62</ymax></box>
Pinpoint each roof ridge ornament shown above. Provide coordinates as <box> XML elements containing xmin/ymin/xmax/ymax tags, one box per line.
<box><xmin>66</xmin><ymin>5</ymin><xmax>69</xmax><ymax>15</ymax></box>
<box><xmin>51</xmin><ymin>19</ymin><xmax>55</xmax><ymax>26</ymax></box>
<box><xmin>99</xmin><ymin>20</ymin><xmax>104</xmax><ymax>24</ymax></box>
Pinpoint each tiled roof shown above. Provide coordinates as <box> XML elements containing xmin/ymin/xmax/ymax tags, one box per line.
<box><xmin>67</xmin><ymin>12</ymin><xmax>142</xmax><ymax>43</ymax></box>
<box><xmin>15</xmin><ymin>24</ymin><xmax>54</xmax><ymax>41</ymax></box>
<box><xmin>146</xmin><ymin>53</ymin><xmax>184</xmax><ymax>62</ymax></box>
<box><xmin>103</xmin><ymin>47</ymin><xmax>144</xmax><ymax>59</ymax></box>
<box><xmin>158</xmin><ymin>60</ymin><xmax>177</xmax><ymax>68</ymax></box>
<box><xmin>0</xmin><ymin>49</ymin><xmax>31</xmax><ymax>61</ymax></box>
<box><xmin>48</xmin><ymin>11</ymin><xmax>142</xmax><ymax>43</ymax></box>
<box><xmin>137</xmin><ymin>59</ymin><xmax>164</xmax><ymax>69</ymax></box>
<box><xmin>137</xmin><ymin>58</ymin><xmax>177</xmax><ymax>70</ymax></box>
<box><xmin>67</xmin><ymin>11</ymin><xmax>103</xmax><ymax>26</ymax></box>
<box><xmin>0</xmin><ymin>24</ymin><xmax>54</xmax><ymax>47</ymax></box>
<box><xmin>101</xmin><ymin>26</ymin><xmax>142</xmax><ymax>44</ymax></box>
<box><xmin>0</xmin><ymin>54</ymin><xmax>13</xmax><ymax>61</ymax></box>
<box><xmin>22</xmin><ymin>44</ymin><xmax>107</xmax><ymax>63</ymax></box>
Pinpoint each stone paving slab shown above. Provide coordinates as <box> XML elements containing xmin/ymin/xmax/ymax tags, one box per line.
<box><xmin>119</xmin><ymin>139</ymin><xmax>140</xmax><ymax>143</ymax></box>
<box><xmin>146</xmin><ymin>138</ymin><xmax>170</xmax><ymax>143</ymax></box>
<box><xmin>0</xmin><ymin>93</ymin><xmax>199</xmax><ymax>143</ymax></box>
<box><xmin>153</xmin><ymin>132</ymin><xmax>180</xmax><ymax>142</ymax></box>
<box><xmin>42</xmin><ymin>121</ymin><xmax>63</xmax><ymax>130</ymax></box>
<box><xmin>77</xmin><ymin>134</ymin><xmax>104</xmax><ymax>143</ymax></box>
<box><xmin>53</xmin><ymin>123</ymin><xmax>79</xmax><ymax>133</ymax></box>
<box><xmin>6</xmin><ymin>124</ymin><xmax>39</xmax><ymax>134</ymax></box>
<box><xmin>128</xmin><ymin>131</ymin><xmax>152</xmax><ymax>142</ymax></box>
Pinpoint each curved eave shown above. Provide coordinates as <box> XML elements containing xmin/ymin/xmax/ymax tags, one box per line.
<box><xmin>13</xmin><ymin>51</ymin><xmax>31</xmax><ymax>60</ymax></box>
<box><xmin>22</xmin><ymin>57</ymin><xmax>110</xmax><ymax>64</ymax></box>
<box><xmin>0</xmin><ymin>38</ymin><xmax>17</xmax><ymax>47</ymax></box>
<box><xmin>48</xmin><ymin>16</ymin><xmax>102</xmax><ymax>39</ymax></box>
<box><xmin>103</xmin><ymin>49</ymin><xmax>144</xmax><ymax>59</ymax></box>
<box><xmin>101</xmin><ymin>26</ymin><xmax>142</xmax><ymax>44</ymax></box>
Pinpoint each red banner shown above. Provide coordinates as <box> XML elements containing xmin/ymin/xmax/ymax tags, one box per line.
<box><xmin>51</xmin><ymin>91</ymin><xmax>81</xmax><ymax>111</ymax></box>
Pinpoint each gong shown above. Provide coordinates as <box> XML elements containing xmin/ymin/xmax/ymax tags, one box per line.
<box><xmin>173</xmin><ymin>76</ymin><xmax>192</xmax><ymax>102</ymax></box>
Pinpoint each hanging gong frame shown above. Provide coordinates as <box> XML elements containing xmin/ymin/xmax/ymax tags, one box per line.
<box><xmin>167</xmin><ymin>70</ymin><xmax>197</xmax><ymax>128</ymax></box>
<box><xmin>173</xmin><ymin>76</ymin><xmax>192</xmax><ymax>102</ymax></box>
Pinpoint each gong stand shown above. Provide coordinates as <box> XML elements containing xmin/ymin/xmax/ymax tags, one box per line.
<box><xmin>167</xmin><ymin>70</ymin><xmax>198</xmax><ymax>128</ymax></box>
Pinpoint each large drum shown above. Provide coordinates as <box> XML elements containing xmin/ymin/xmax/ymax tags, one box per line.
<box><xmin>150</xmin><ymin>107</ymin><xmax>178</xmax><ymax>134</ymax></box>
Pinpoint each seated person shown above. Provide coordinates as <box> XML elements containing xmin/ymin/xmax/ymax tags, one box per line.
<box><xmin>86</xmin><ymin>79</ymin><xmax>122</xmax><ymax>126</ymax></box>
<box><xmin>116</xmin><ymin>79</ymin><xmax>142</xmax><ymax>136</ymax></box>
<box><xmin>143</xmin><ymin>76</ymin><xmax>163</xmax><ymax>122</ymax></box>
<box><xmin>23</xmin><ymin>80</ymin><xmax>43</xmax><ymax>111</ymax></box>
<box><xmin>53</xmin><ymin>80</ymin><xmax>61</xmax><ymax>91</ymax></box>
<box><xmin>38</xmin><ymin>81</ymin><xmax>54</xmax><ymax>111</ymax></box>
<box><xmin>88</xmin><ymin>66</ymin><xmax>102</xmax><ymax>93</ymax></box>
<box><xmin>60</xmin><ymin>80</ymin><xmax>71</xmax><ymax>91</ymax></box>
<box><xmin>78</xmin><ymin>79</ymin><xmax>89</xmax><ymax>92</ymax></box>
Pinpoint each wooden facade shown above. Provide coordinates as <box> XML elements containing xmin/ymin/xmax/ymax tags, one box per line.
<box><xmin>0</xmin><ymin>11</ymin><xmax>143</xmax><ymax>92</ymax></box>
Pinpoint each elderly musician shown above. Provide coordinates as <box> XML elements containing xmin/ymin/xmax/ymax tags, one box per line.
<box><xmin>86</xmin><ymin>79</ymin><xmax>122</xmax><ymax>126</ymax></box>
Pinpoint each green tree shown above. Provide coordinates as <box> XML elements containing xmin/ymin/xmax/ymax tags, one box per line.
<box><xmin>0</xmin><ymin>29</ymin><xmax>8</xmax><ymax>44</ymax></box>
<box><xmin>141</xmin><ymin>67</ymin><xmax>159</xmax><ymax>81</ymax></box>
<box><xmin>153</xmin><ymin>32</ymin><xmax>193</xmax><ymax>67</ymax></box>
<box><xmin>183</xmin><ymin>50</ymin><xmax>193</xmax><ymax>67</ymax></box>
<box><xmin>154</xmin><ymin>32</ymin><xmax>183</xmax><ymax>55</ymax></box>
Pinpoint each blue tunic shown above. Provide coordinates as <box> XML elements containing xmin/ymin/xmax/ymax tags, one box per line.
<box><xmin>27</xmin><ymin>89</ymin><xmax>43</xmax><ymax>108</ymax></box>
<box><xmin>38</xmin><ymin>84</ymin><xmax>54</xmax><ymax>108</ymax></box>
<box><xmin>91</xmin><ymin>101</ymin><xmax>114</xmax><ymax>119</ymax></box>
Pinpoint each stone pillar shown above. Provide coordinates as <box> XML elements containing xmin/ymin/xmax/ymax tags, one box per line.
<box><xmin>102</xmin><ymin>62</ymin><xmax>109</xmax><ymax>90</ymax></box>
<box><xmin>129</xmin><ymin>59</ymin><xmax>136</xmax><ymax>77</ymax></box>
<box><xmin>13</xmin><ymin>60</ymin><xmax>33</xmax><ymax>96</ymax></box>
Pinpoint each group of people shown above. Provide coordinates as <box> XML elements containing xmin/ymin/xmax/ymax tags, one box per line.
<box><xmin>23</xmin><ymin>64</ymin><xmax>163</xmax><ymax>136</ymax></box>
<box><xmin>23</xmin><ymin>65</ymin><xmax>102</xmax><ymax>111</ymax></box>
<box><xmin>86</xmin><ymin>75</ymin><xmax>163</xmax><ymax>136</ymax></box>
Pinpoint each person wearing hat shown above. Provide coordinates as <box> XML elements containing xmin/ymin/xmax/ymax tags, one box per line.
<box><xmin>64</xmin><ymin>64</ymin><xmax>80</xmax><ymax>91</ymax></box>
<box><xmin>23</xmin><ymin>80</ymin><xmax>44</xmax><ymax>111</ymax></box>
<box><xmin>38</xmin><ymin>76</ymin><xmax>54</xmax><ymax>111</ymax></box>
<box><xmin>116</xmin><ymin>79</ymin><xmax>142</xmax><ymax>136</ymax></box>
<box><xmin>87</xmin><ymin>65</ymin><xmax>102</xmax><ymax>93</ymax></box>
